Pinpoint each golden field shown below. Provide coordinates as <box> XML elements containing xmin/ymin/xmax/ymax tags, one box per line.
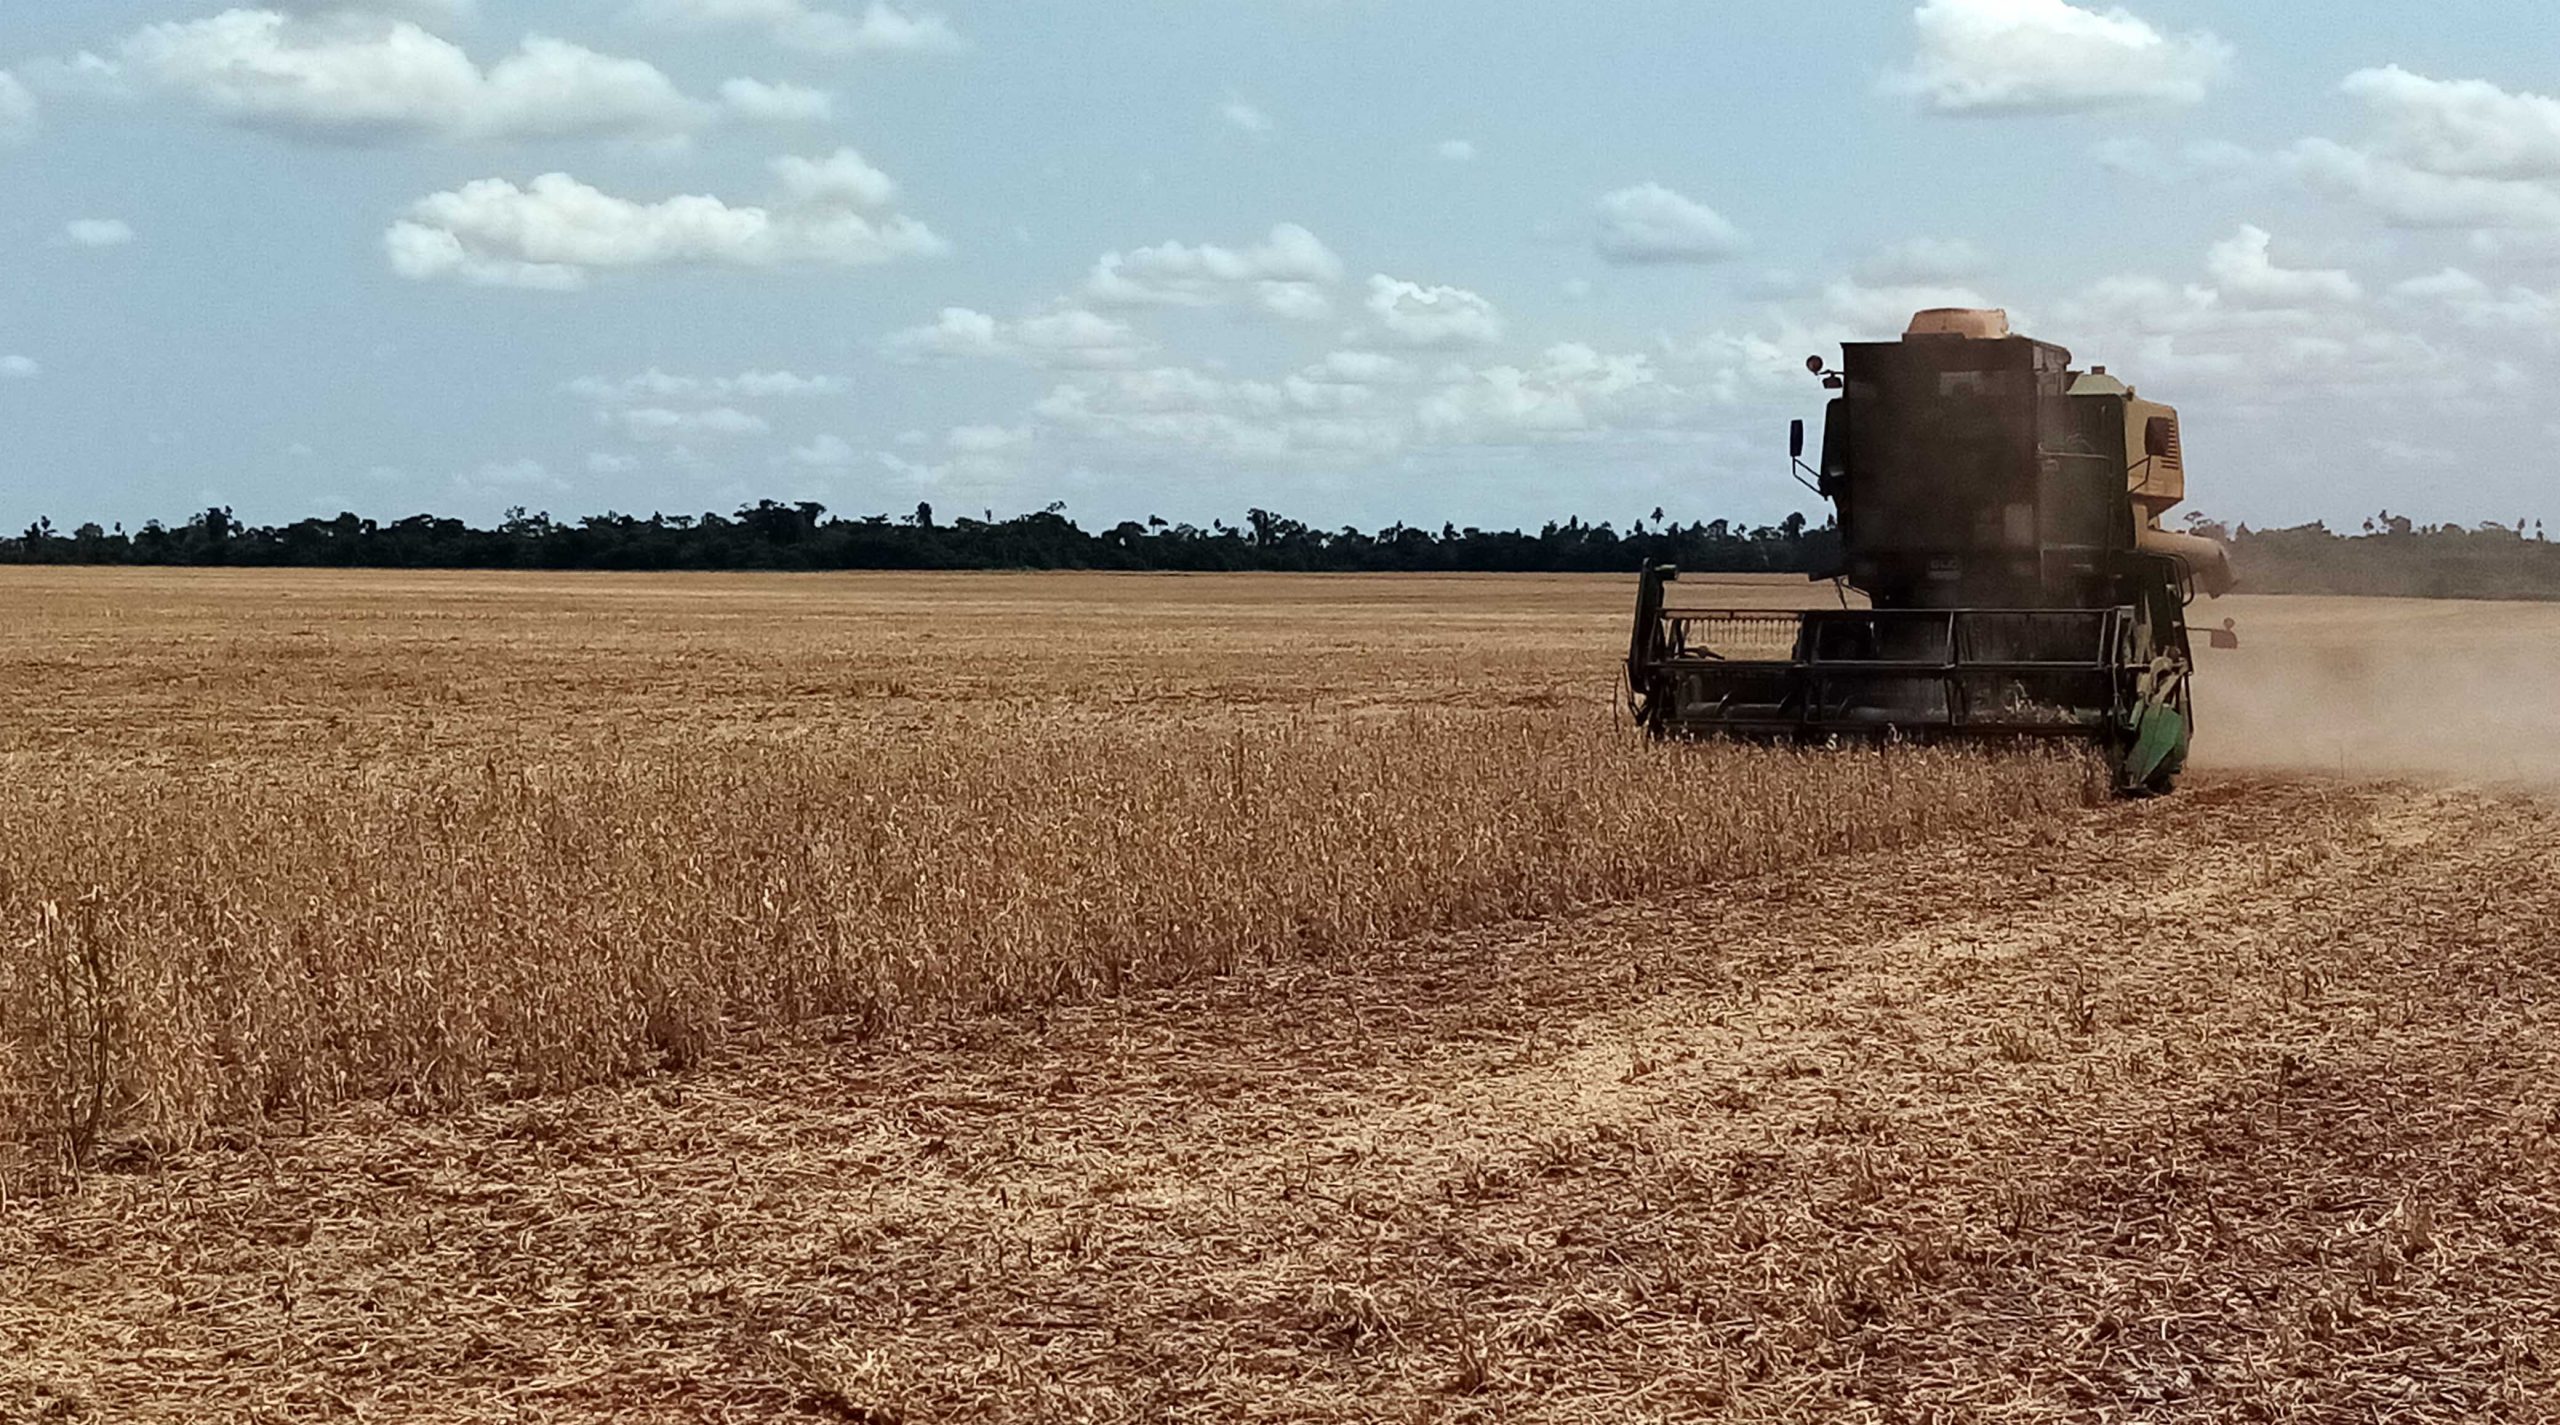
<box><xmin>9</xmin><ymin>568</ymin><xmax>2560</xmax><ymax>1423</ymax></box>
<box><xmin>0</xmin><ymin>568</ymin><xmax>2087</xmax><ymax>1179</ymax></box>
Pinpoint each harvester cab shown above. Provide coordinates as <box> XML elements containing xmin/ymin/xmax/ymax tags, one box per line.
<box><xmin>1626</xmin><ymin>308</ymin><xmax>2233</xmax><ymax>795</ymax></box>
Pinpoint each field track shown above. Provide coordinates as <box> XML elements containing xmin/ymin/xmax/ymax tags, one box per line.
<box><xmin>10</xmin><ymin>772</ymin><xmax>2557</xmax><ymax>1422</ymax></box>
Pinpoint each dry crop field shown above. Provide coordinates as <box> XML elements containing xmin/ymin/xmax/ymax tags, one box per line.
<box><xmin>4</xmin><ymin>567</ymin><xmax>2559</xmax><ymax>1423</ymax></box>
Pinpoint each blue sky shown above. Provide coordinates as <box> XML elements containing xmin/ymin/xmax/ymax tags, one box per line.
<box><xmin>4</xmin><ymin>0</ymin><xmax>2558</xmax><ymax>533</ymax></box>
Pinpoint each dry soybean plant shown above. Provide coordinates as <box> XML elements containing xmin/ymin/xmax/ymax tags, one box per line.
<box><xmin>0</xmin><ymin>713</ymin><xmax>2089</xmax><ymax>1177</ymax></box>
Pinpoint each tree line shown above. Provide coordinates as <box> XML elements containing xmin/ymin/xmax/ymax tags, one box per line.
<box><xmin>6</xmin><ymin>502</ymin><xmax>2558</xmax><ymax>599</ymax></box>
<box><xmin>1</xmin><ymin>502</ymin><xmax>1833</xmax><ymax>575</ymax></box>
<box><xmin>2198</xmin><ymin>513</ymin><xmax>2560</xmax><ymax>602</ymax></box>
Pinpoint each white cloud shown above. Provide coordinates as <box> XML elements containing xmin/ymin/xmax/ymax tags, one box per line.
<box><xmin>0</xmin><ymin>72</ymin><xmax>36</xmax><ymax>145</ymax></box>
<box><xmin>2366</xmin><ymin>437</ymin><xmax>2458</xmax><ymax>467</ymax></box>
<box><xmin>947</xmin><ymin>424</ymin><xmax>1028</xmax><ymax>453</ymax></box>
<box><xmin>627</xmin><ymin>0</ymin><xmax>963</xmax><ymax>57</ymax></box>
<box><xmin>1084</xmin><ymin>223</ymin><xmax>1343</xmax><ymax>319</ymax></box>
<box><xmin>882</xmin><ymin>306</ymin><xmax>1003</xmax><ymax>359</ymax></box>
<box><xmin>792</xmin><ymin>434</ymin><xmax>858</xmax><ymax>467</ymax></box>
<box><xmin>1311</xmin><ymin>350</ymin><xmax>1414</xmax><ymax>384</ymax></box>
<box><xmin>0</xmin><ymin>355</ymin><xmax>38</xmax><ymax>379</ymax></box>
<box><xmin>1434</xmin><ymin>138</ymin><xmax>1477</xmax><ymax>162</ymax></box>
<box><xmin>1417</xmin><ymin>343</ymin><xmax>1660</xmax><ymax>441</ymax></box>
<box><xmin>770</xmin><ymin>147</ymin><xmax>897</xmax><ymax>206</ymax></box>
<box><xmin>2291</xmin><ymin>138</ymin><xmax>2560</xmax><ymax>231</ymax></box>
<box><xmin>1033</xmin><ymin>367</ymin><xmax>1398</xmax><ymax>465</ymax></box>
<box><xmin>881</xmin><ymin>306</ymin><xmax>1153</xmax><ymax>368</ymax></box>
<box><xmin>2340</xmin><ymin>67</ymin><xmax>2560</xmax><ymax>182</ymax></box>
<box><xmin>1221</xmin><ymin>98</ymin><xmax>1273</xmax><ymax>136</ymax></box>
<box><xmin>1855</xmin><ymin>237</ymin><xmax>1984</xmax><ymax>285</ymax></box>
<box><xmin>2047</xmin><ymin>226</ymin><xmax>2478</xmax><ymax>409</ymax></box>
<box><xmin>615</xmin><ymin>405</ymin><xmax>770</xmax><ymax>439</ymax></box>
<box><xmin>568</xmin><ymin>369</ymin><xmax>844</xmax><ymax>402</ymax></box>
<box><xmin>2388</xmin><ymin>268</ymin><xmax>2557</xmax><ymax>330</ymax></box>
<box><xmin>586</xmin><ymin>450</ymin><xmax>639</xmax><ymax>474</ymax></box>
<box><xmin>718</xmin><ymin>77</ymin><xmax>832</xmax><ymax>124</ymax></box>
<box><xmin>63</xmin><ymin>218</ymin><xmax>136</xmax><ymax>248</ymax></box>
<box><xmin>386</xmin><ymin>167</ymin><xmax>946</xmax><ymax>289</ymax></box>
<box><xmin>2288</xmin><ymin>69</ymin><xmax>2560</xmax><ymax>236</ymax></box>
<box><xmin>1026</xmin><ymin>338</ymin><xmax>1674</xmax><ymax>470</ymax></box>
<box><xmin>120</xmin><ymin>12</ymin><xmax>716</xmax><ymax>143</ymax></box>
<box><xmin>1893</xmin><ymin>0</ymin><xmax>2230</xmax><ymax>114</ymax></box>
<box><xmin>1013</xmin><ymin>308</ymin><xmax>1153</xmax><ymax>364</ymax></box>
<box><xmin>1365</xmin><ymin>275</ymin><xmax>1505</xmax><ymax>348</ymax></box>
<box><xmin>1594</xmin><ymin>183</ymin><xmax>1746</xmax><ymax>264</ymax></box>
<box><xmin>14</xmin><ymin>53</ymin><xmax>126</xmax><ymax>103</ymax></box>
<box><xmin>2202</xmin><ymin>225</ymin><xmax>2361</xmax><ymax>308</ymax></box>
<box><xmin>454</xmin><ymin>457</ymin><xmax>567</xmax><ymax>493</ymax></box>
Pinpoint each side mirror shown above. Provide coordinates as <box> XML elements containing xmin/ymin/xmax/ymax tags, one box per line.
<box><xmin>1804</xmin><ymin>355</ymin><xmax>1824</xmax><ymax>374</ymax></box>
<box><xmin>1789</xmin><ymin>418</ymin><xmax>1806</xmax><ymax>460</ymax></box>
<box><xmin>2145</xmin><ymin>415</ymin><xmax>2177</xmax><ymax>460</ymax></box>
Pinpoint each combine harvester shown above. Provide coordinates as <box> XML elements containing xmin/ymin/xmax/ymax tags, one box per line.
<box><xmin>1627</xmin><ymin>308</ymin><xmax>2234</xmax><ymax>795</ymax></box>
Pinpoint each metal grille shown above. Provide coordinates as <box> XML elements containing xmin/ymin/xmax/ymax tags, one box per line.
<box><xmin>1663</xmin><ymin>611</ymin><xmax>1802</xmax><ymax>661</ymax></box>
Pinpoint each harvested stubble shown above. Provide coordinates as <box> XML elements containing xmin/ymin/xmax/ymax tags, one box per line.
<box><xmin>0</xmin><ymin>714</ymin><xmax>2091</xmax><ymax>1178</ymax></box>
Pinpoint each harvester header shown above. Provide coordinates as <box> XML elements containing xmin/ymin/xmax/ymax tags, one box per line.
<box><xmin>1627</xmin><ymin>309</ymin><xmax>2231</xmax><ymax>794</ymax></box>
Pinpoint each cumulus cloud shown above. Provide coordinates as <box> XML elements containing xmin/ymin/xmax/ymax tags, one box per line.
<box><xmin>119</xmin><ymin>11</ymin><xmax>724</xmax><ymax>143</ymax></box>
<box><xmin>1311</xmin><ymin>350</ymin><xmax>1415</xmax><ymax>385</ymax></box>
<box><xmin>947</xmin><ymin>424</ymin><xmax>1029</xmax><ymax>453</ymax></box>
<box><xmin>2043</xmin><ymin>220</ymin><xmax>2478</xmax><ymax>410</ymax></box>
<box><xmin>1220</xmin><ymin>98</ymin><xmax>1273</xmax><ymax>136</ymax></box>
<box><xmin>2388</xmin><ymin>268</ymin><xmax>2557</xmax><ymax>330</ymax></box>
<box><xmin>0</xmin><ymin>72</ymin><xmax>35</xmax><ymax>145</ymax></box>
<box><xmin>614</xmin><ymin>405</ymin><xmax>769</xmax><ymax>440</ymax></box>
<box><xmin>453</xmin><ymin>457</ymin><xmax>567</xmax><ymax>494</ymax></box>
<box><xmin>627</xmin><ymin>0</ymin><xmax>963</xmax><ymax>57</ymax></box>
<box><xmin>386</xmin><ymin>163</ymin><xmax>946</xmax><ymax>289</ymax></box>
<box><xmin>1434</xmin><ymin>138</ymin><xmax>1477</xmax><ymax>162</ymax></box>
<box><xmin>1027</xmin><ymin>338</ymin><xmax>1673</xmax><ymax>470</ymax></box>
<box><xmin>1892</xmin><ymin>0</ymin><xmax>2230</xmax><ymax>114</ymax></box>
<box><xmin>1033</xmin><ymin>366</ymin><xmax>1401</xmax><ymax>465</ymax></box>
<box><xmin>1364</xmin><ymin>275</ymin><xmax>1505</xmax><ymax>348</ymax></box>
<box><xmin>0</xmin><ymin>355</ymin><xmax>38</xmax><ymax>379</ymax></box>
<box><xmin>2286</xmin><ymin>69</ymin><xmax>2560</xmax><ymax>235</ymax></box>
<box><xmin>2291</xmin><ymin>138</ymin><xmax>2560</xmax><ymax>231</ymax></box>
<box><xmin>2202</xmin><ymin>225</ymin><xmax>2361</xmax><ymax>308</ymax></box>
<box><xmin>568</xmin><ymin>369</ymin><xmax>844</xmax><ymax>403</ymax></box>
<box><xmin>1084</xmin><ymin>224</ymin><xmax>1343</xmax><ymax>319</ymax></box>
<box><xmin>1417</xmin><ymin>343</ymin><xmax>1660</xmax><ymax>442</ymax></box>
<box><xmin>718</xmin><ymin>77</ymin><xmax>832</xmax><ymax>124</ymax></box>
<box><xmin>792</xmin><ymin>434</ymin><xmax>859</xmax><ymax>467</ymax></box>
<box><xmin>1594</xmin><ymin>183</ymin><xmax>1746</xmax><ymax>264</ymax></box>
<box><xmin>881</xmin><ymin>306</ymin><xmax>1153</xmax><ymax>368</ymax></box>
<box><xmin>63</xmin><ymin>218</ymin><xmax>136</xmax><ymax>248</ymax></box>
<box><xmin>2340</xmin><ymin>67</ymin><xmax>2560</xmax><ymax>182</ymax></box>
<box><xmin>13</xmin><ymin>53</ymin><xmax>124</xmax><ymax>103</ymax></box>
<box><xmin>770</xmin><ymin>147</ymin><xmax>898</xmax><ymax>206</ymax></box>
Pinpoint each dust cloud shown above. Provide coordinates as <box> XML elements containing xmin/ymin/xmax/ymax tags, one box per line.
<box><xmin>2192</xmin><ymin>594</ymin><xmax>2560</xmax><ymax>787</ymax></box>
